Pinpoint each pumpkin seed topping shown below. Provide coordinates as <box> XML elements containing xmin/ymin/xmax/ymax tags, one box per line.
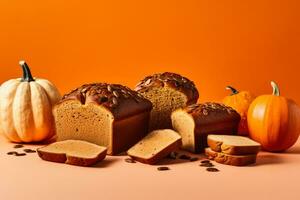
<box><xmin>113</xmin><ymin>91</ymin><xmax>120</xmax><ymax>98</ymax></box>
<box><xmin>144</xmin><ymin>79</ymin><xmax>152</xmax><ymax>85</ymax></box>
<box><xmin>112</xmin><ymin>97</ymin><xmax>118</xmax><ymax>105</ymax></box>
<box><xmin>134</xmin><ymin>72</ymin><xmax>198</xmax><ymax>103</ymax></box>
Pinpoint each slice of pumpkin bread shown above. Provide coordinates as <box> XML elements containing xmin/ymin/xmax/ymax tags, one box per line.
<box><xmin>37</xmin><ymin>140</ymin><xmax>107</xmax><ymax>166</ymax></box>
<box><xmin>127</xmin><ymin>129</ymin><xmax>182</xmax><ymax>165</ymax></box>
<box><xmin>205</xmin><ymin>148</ymin><xmax>257</xmax><ymax>166</ymax></box>
<box><xmin>207</xmin><ymin>135</ymin><xmax>261</xmax><ymax>155</ymax></box>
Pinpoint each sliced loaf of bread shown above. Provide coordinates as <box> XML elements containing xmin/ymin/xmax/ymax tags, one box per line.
<box><xmin>127</xmin><ymin>129</ymin><xmax>182</xmax><ymax>165</ymax></box>
<box><xmin>54</xmin><ymin>83</ymin><xmax>152</xmax><ymax>155</ymax></box>
<box><xmin>135</xmin><ymin>72</ymin><xmax>199</xmax><ymax>131</ymax></box>
<box><xmin>37</xmin><ymin>140</ymin><xmax>107</xmax><ymax>166</ymax></box>
<box><xmin>207</xmin><ymin>135</ymin><xmax>261</xmax><ymax>155</ymax></box>
<box><xmin>205</xmin><ymin>148</ymin><xmax>257</xmax><ymax>166</ymax></box>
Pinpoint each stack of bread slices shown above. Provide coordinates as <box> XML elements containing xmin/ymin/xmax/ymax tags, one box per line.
<box><xmin>205</xmin><ymin>135</ymin><xmax>261</xmax><ymax>166</ymax></box>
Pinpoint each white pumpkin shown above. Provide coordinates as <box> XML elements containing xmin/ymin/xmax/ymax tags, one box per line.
<box><xmin>0</xmin><ymin>61</ymin><xmax>61</xmax><ymax>143</ymax></box>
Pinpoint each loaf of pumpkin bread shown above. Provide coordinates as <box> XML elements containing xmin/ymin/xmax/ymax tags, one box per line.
<box><xmin>135</xmin><ymin>72</ymin><xmax>199</xmax><ymax>131</ymax></box>
<box><xmin>171</xmin><ymin>103</ymin><xmax>240</xmax><ymax>153</ymax></box>
<box><xmin>53</xmin><ymin>83</ymin><xmax>152</xmax><ymax>155</ymax></box>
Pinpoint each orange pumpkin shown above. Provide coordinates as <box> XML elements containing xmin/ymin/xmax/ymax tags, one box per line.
<box><xmin>222</xmin><ymin>86</ymin><xmax>255</xmax><ymax>136</ymax></box>
<box><xmin>247</xmin><ymin>81</ymin><xmax>300</xmax><ymax>152</ymax></box>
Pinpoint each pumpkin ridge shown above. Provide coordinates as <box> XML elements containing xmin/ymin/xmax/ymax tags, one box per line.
<box><xmin>276</xmin><ymin>98</ymin><xmax>291</xmax><ymax>150</ymax></box>
<box><xmin>0</xmin><ymin>80</ymin><xmax>22</xmax><ymax>142</ymax></box>
<box><xmin>35</xmin><ymin>79</ymin><xmax>61</xmax><ymax>105</ymax></box>
<box><xmin>30</xmin><ymin>82</ymin><xmax>52</xmax><ymax>142</ymax></box>
<box><xmin>12</xmin><ymin>82</ymin><xmax>35</xmax><ymax>142</ymax></box>
<box><xmin>265</xmin><ymin>96</ymin><xmax>281</xmax><ymax>150</ymax></box>
<box><xmin>260</xmin><ymin>96</ymin><xmax>271</xmax><ymax>149</ymax></box>
<box><xmin>286</xmin><ymin>101</ymin><xmax>300</xmax><ymax>149</ymax></box>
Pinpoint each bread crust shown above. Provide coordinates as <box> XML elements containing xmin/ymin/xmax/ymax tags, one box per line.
<box><xmin>207</xmin><ymin>136</ymin><xmax>261</xmax><ymax>155</ymax></box>
<box><xmin>134</xmin><ymin>72</ymin><xmax>199</xmax><ymax>104</ymax></box>
<box><xmin>184</xmin><ymin>103</ymin><xmax>241</xmax><ymax>129</ymax></box>
<box><xmin>205</xmin><ymin>148</ymin><xmax>257</xmax><ymax>166</ymax></box>
<box><xmin>57</xmin><ymin>83</ymin><xmax>152</xmax><ymax>120</ymax></box>
<box><xmin>111</xmin><ymin>110</ymin><xmax>150</xmax><ymax>155</ymax></box>
<box><xmin>37</xmin><ymin>144</ymin><xmax>107</xmax><ymax>167</ymax></box>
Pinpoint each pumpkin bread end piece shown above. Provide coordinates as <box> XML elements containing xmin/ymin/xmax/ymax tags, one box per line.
<box><xmin>37</xmin><ymin>140</ymin><xmax>107</xmax><ymax>167</ymax></box>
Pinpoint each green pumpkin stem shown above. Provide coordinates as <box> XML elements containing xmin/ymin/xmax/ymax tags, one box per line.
<box><xmin>271</xmin><ymin>81</ymin><xmax>280</xmax><ymax>96</ymax></box>
<box><xmin>226</xmin><ymin>86</ymin><xmax>239</xmax><ymax>95</ymax></box>
<box><xmin>19</xmin><ymin>60</ymin><xmax>34</xmax><ymax>82</ymax></box>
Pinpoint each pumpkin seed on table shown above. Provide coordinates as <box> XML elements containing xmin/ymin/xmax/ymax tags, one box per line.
<box><xmin>200</xmin><ymin>162</ymin><xmax>214</xmax><ymax>167</ymax></box>
<box><xmin>23</xmin><ymin>149</ymin><xmax>36</xmax><ymax>153</ymax></box>
<box><xmin>200</xmin><ymin>159</ymin><xmax>211</xmax><ymax>164</ymax></box>
<box><xmin>125</xmin><ymin>158</ymin><xmax>135</xmax><ymax>163</ymax></box>
<box><xmin>206</xmin><ymin>167</ymin><xmax>219</xmax><ymax>172</ymax></box>
<box><xmin>7</xmin><ymin>151</ymin><xmax>18</xmax><ymax>155</ymax></box>
<box><xmin>15</xmin><ymin>153</ymin><xmax>26</xmax><ymax>156</ymax></box>
<box><xmin>157</xmin><ymin>166</ymin><xmax>170</xmax><ymax>171</ymax></box>
<box><xmin>13</xmin><ymin>144</ymin><xmax>24</xmax><ymax>149</ymax></box>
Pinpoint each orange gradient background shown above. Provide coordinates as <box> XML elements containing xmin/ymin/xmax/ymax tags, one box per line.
<box><xmin>0</xmin><ymin>0</ymin><xmax>299</xmax><ymax>103</ymax></box>
<box><xmin>1</xmin><ymin>2</ymin><xmax>300</xmax><ymax>200</ymax></box>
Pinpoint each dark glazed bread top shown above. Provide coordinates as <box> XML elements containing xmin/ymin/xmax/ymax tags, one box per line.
<box><xmin>134</xmin><ymin>72</ymin><xmax>199</xmax><ymax>104</ymax></box>
<box><xmin>59</xmin><ymin>83</ymin><xmax>152</xmax><ymax>120</ymax></box>
<box><xmin>184</xmin><ymin>102</ymin><xmax>241</xmax><ymax>127</ymax></box>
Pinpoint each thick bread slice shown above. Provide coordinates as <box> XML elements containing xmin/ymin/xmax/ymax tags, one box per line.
<box><xmin>127</xmin><ymin>129</ymin><xmax>182</xmax><ymax>165</ymax></box>
<box><xmin>205</xmin><ymin>148</ymin><xmax>257</xmax><ymax>166</ymax></box>
<box><xmin>37</xmin><ymin>140</ymin><xmax>107</xmax><ymax>167</ymax></box>
<box><xmin>207</xmin><ymin>135</ymin><xmax>261</xmax><ymax>155</ymax></box>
